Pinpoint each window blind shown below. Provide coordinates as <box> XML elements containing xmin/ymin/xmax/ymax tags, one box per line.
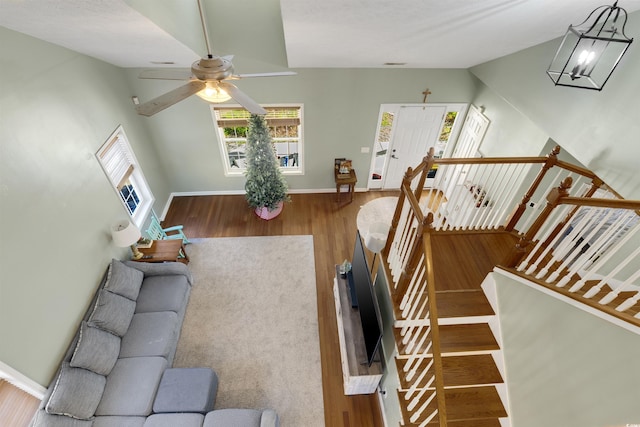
<box><xmin>214</xmin><ymin>107</ymin><xmax>300</xmax><ymax>127</ymax></box>
<box><xmin>98</xmin><ymin>135</ymin><xmax>135</xmax><ymax>190</ymax></box>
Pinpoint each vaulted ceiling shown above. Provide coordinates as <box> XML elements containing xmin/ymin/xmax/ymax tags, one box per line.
<box><xmin>2</xmin><ymin>0</ymin><xmax>639</xmax><ymax>72</ymax></box>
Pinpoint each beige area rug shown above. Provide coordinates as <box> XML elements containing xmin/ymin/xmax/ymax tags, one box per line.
<box><xmin>174</xmin><ymin>235</ymin><xmax>325</xmax><ymax>427</ymax></box>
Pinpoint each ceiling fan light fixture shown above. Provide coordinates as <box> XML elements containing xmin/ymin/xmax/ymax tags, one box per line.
<box><xmin>196</xmin><ymin>82</ymin><xmax>232</xmax><ymax>103</ymax></box>
<box><xmin>546</xmin><ymin>1</ymin><xmax>633</xmax><ymax>90</ymax></box>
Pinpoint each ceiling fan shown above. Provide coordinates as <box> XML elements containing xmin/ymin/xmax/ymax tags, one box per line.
<box><xmin>134</xmin><ymin>0</ymin><xmax>295</xmax><ymax>117</ymax></box>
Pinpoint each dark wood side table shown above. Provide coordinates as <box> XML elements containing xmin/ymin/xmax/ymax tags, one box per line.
<box><xmin>133</xmin><ymin>240</ymin><xmax>190</xmax><ymax>265</ymax></box>
<box><xmin>334</xmin><ymin>169</ymin><xmax>357</xmax><ymax>203</ymax></box>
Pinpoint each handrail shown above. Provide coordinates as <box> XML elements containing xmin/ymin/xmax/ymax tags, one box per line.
<box><xmin>504</xmin><ymin>176</ymin><xmax>640</xmax><ymax>328</ymax></box>
<box><xmin>382</xmin><ymin>145</ymin><xmax>640</xmax><ymax>426</ymax></box>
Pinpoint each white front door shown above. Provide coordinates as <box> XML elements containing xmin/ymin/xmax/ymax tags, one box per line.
<box><xmin>382</xmin><ymin>105</ymin><xmax>446</xmax><ymax>190</ymax></box>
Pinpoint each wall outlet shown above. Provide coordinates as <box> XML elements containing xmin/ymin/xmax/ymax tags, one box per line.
<box><xmin>361</xmin><ymin>146</ymin><xmax>370</xmax><ymax>153</ymax></box>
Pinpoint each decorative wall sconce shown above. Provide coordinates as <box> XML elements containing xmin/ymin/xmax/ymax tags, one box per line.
<box><xmin>546</xmin><ymin>1</ymin><xmax>633</xmax><ymax>90</ymax></box>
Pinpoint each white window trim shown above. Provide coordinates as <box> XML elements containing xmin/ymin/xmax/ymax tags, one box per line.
<box><xmin>97</xmin><ymin>126</ymin><xmax>154</xmax><ymax>227</ymax></box>
<box><xmin>210</xmin><ymin>104</ymin><xmax>305</xmax><ymax>177</ymax></box>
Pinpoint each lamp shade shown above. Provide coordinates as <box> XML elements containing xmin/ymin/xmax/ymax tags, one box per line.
<box><xmin>547</xmin><ymin>1</ymin><xmax>633</xmax><ymax>90</ymax></box>
<box><xmin>111</xmin><ymin>220</ymin><xmax>141</xmax><ymax>247</ymax></box>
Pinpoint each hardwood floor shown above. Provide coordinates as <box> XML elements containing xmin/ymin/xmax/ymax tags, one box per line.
<box><xmin>0</xmin><ymin>380</ymin><xmax>40</xmax><ymax>427</ymax></box>
<box><xmin>164</xmin><ymin>192</ymin><xmax>398</xmax><ymax>427</ymax></box>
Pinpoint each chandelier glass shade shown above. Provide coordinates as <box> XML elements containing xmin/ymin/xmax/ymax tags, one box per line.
<box><xmin>546</xmin><ymin>1</ymin><xmax>633</xmax><ymax>90</ymax></box>
<box><xmin>196</xmin><ymin>81</ymin><xmax>232</xmax><ymax>103</ymax></box>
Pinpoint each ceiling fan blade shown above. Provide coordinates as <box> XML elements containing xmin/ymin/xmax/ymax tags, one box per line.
<box><xmin>234</xmin><ymin>71</ymin><xmax>297</xmax><ymax>79</ymax></box>
<box><xmin>218</xmin><ymin>81</ymin><xmax>267</xmax><ymax>115</ymax></box>
<box><xmin>135</xmin><ymin>80</ymin><xmax>206</xmax><ymax>117</ymax></box>
<box><xmin>138</xmin><ymin>68</ymin><xmax>194</xmax><ymax>80</ymax></box>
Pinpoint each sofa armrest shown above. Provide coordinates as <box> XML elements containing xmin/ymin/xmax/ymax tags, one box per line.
<box><xmin>260</xmin><ymin>409</ymin><xmax>280</xmax><ymax>427</ymax></box>
<box><xmin>123</xmin><ymin>261</ymin><xmax>193</xmax><ymax>286</ymax></box>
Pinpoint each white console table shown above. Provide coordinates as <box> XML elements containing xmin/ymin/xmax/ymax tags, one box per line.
<box><xmin>333</xmin><ymin>267</ymin><xmax>383</xmax><ymax>395</ymax></box>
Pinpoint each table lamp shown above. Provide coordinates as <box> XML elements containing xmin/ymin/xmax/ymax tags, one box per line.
<box><xmin>111</xmin><ymin>220</ymin><xmax>143</xmax><ymax>260</ymax></box>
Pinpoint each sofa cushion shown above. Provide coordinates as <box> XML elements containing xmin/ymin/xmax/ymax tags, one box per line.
<box><xmin>45</xmin><ymin>364</ymin><xmax>106</xmax><ymax>420</ymax></box>
<box><xmin>135</xmin><ymin>275</ymin><xmax>190</xmax><ymax>314</ymax></box>
<box><xmin>153</xmin><ymin>368</ymin><xmax>218</xmax><ymax>414</ymax></box>
<box><xmin>31</xmin><ymin>409</ymin><xmax>93</xmax><ymax>427</ymax></box>
<box><xmin>203</xmin><ymin>409</ymin><xmax>262</xmax><ymax>427</ymax></box>
<box><xmin>93</xmin><ymin>416</ymin><xmax>147</xmax><ymax>427</ymax></box>
<box><xmin>88</xmin><ymin>290</ymin><xmax>136</xmax><ymax>336</ymax></box>
<box><xmin>95</xmin><ymin>356</ymin><xmax>167</xmax><ymax>416</ymax></box>
<box><xmin>104</xmin><ymin>259</ymin><xmax>144</xmax><ymax>301</ymax></box>
<box><xmin>70</xmin><ymin>321</ymin><xmax>121</xmax><ymax>375</ymax></box>
<box><xmin>144</xmin><ymin>413</ymin><xmax>204</xmax><ymax>427</ymax></box>
<box><xmin>124</xmin><ymin>260</ymin><xmax>193</xmax><ymax>286</ymax></box>
<box><xmin>119</xmin><ymin>312</ymin><xmax>179</xmax><ymax>359</ymax></box>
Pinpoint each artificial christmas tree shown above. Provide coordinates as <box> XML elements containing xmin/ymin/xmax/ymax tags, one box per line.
<box><xmin>245</xmin><ymin>114</ymin><xmax>289</xmax><ymax>219</ymax></box>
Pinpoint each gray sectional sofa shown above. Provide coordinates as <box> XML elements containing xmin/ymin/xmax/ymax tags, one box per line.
<box><xmin>30</xmin><ymin>259</ymin><xmax>279</xmax><ymax>427</ymax></box>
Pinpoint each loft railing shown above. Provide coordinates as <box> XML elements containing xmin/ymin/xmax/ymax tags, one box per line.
<box><xmin>380</xmin><ymin>146</ymin><xmax>639</xmax><ymax>426</ymax></box>
<box><xmin>504</xmin><ymin>176</ymin><xmax>640</xmax><ymax>327</ymax></box>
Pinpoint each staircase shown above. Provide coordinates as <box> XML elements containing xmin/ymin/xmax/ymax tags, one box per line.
<box><xmin>378</xmin><ymin>146</ymin><xmax>640</xmax><ymax>427</ymax></box>
<box><xmin>391</xmin><ymin>261</ymin><xmax>510</xmax><ymax>427</ymax></box>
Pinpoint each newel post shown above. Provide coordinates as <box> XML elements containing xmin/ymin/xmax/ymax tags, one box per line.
<box><xmin>504</xmin><ymin>176</ymin><xmax>572</xmax><ymax>268</ymax></box>
<box><xmin>505</xmin><ymin>145</ymin><xmax>560</xmax><ymax>231</ymax></box>
<box><xmin>382</xmin><ymin>167</ymin><xmax>413</xmax><ymax>258</ymax></box>
<box><xmin>414</xmin><ymin>147</ymin><xmax>436</xmax><ymax>202</ymax></box>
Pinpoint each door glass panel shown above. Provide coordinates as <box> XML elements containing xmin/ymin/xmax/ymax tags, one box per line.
<box><xmin>372</xmin><ymin>111</ymin><xmax>395</xmax><ymax>183</ymax></box>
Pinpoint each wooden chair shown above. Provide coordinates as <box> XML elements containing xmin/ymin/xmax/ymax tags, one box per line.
<box><xmin>146</xmin><ymin>211</ymin><xmax>191</xmax><ymax>244</ymax></box>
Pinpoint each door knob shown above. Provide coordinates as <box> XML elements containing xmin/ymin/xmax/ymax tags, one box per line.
<box><xmin>391</xmin><ymin>149</ymin><xmax>399</xmax><ymax>159</ymax></box>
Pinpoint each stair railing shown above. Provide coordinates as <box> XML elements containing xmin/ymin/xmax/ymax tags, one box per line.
<box><xmin>380</xmin><ymin>145</ymin><xmax>640</xmax><ymax>425</ymax></box>
<box><xmin>382</xmin><ymin>154</ymin><xmax>447</xmax><ymax>426</ymax></box>
<box><xmin>504</xmin><ymin>177</ymin><xmax>640</xmax><ymax>327</ymax></box>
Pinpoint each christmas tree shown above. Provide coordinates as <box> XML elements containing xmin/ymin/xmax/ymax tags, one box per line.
<box><xmin>244</xmin><ymin>114</ymin><xmax>289</xmax><ymax>212</ymax></box>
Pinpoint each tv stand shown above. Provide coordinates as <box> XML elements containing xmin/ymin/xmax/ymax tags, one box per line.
<box><xmin>333</xmin><ymin>266</ymin><xmax>383</xmax><ymax>395</ymax></box>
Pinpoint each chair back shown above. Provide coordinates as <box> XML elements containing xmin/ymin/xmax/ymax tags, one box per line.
<box><xmin>145</xmin><ymin>212</ymin><xmax>167</xmax><ymax>240</ymax></box>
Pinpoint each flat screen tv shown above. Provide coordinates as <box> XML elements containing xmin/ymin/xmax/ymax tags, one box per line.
<box><xmin>348</xmin><ymin>231</ymin><xmax>383</xmax><ymax>367</ymax></box>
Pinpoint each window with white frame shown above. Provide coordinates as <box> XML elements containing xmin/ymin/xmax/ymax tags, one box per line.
<box><xmin>97</xmin><ymin>126</ymin><xmax>154</xmax><ymax>227</ymax></box>
<box><xmin>211</xmin><ymin>105</ymin><xmax>303</xmax><ymax>176</ymax></box>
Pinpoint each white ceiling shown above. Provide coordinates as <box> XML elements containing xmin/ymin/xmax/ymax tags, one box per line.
<box><xmin>1</xmin><ymin>0</ymin><xmax>639</xmax><ymax>69</ymax></box>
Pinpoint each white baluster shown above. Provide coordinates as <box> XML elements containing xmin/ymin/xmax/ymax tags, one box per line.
<box><xmin>598</xmin><ymin>254</ymin><xmax>640</xmax><ymax>304</ymax></box>
<box><xmin>616</xmin><ymin>291</ymin><xmax>640</xmax><ymax>313</ymax></box>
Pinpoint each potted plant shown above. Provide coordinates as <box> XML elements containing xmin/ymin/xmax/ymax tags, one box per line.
<box><xmin>245</xmin><ymin>114</ymin><xmax>290</xmax><ymax>220</ymax></box>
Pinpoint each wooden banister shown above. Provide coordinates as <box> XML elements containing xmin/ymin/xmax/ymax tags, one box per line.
<box><xmin>422</xmin><ymin>221</ymin><xmax>448</xmax><ymax>427</ymax></box>
<box><xmin>503</xmin><ymin>176</ymin><xmax>573</xmax><ymax>268</ymax></box>
<box><xmin>505</xmin><ymin>146</ymin><xmax>560</xmax><ymax>231</ymax></box>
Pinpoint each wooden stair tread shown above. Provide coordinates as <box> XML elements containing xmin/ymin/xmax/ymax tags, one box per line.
<box><xmin>435</xmin><ymin>290</ymin><xmax>495</xmax><ymax>318</ymax></box>
<box><xmin>399</xmin><ymin>385</ymin><xmax>507</xmax><ymax>425</ymax></box>
<box><xmin>439</xmin><ymin>323</ymin><xmax>500</xmax><ymax>354</ymax></box>
<box><xmin>396</xmin><ymin>354</ymin><xmax>503</xmax><ymax>389</ymax></box>
<box><xmin>395</xmin><ymin>323</ymin><xmax>499</xmax><ymax>356</ymax></box>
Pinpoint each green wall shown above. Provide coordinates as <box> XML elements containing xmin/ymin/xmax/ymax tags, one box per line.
<box><xmin>494</xmin><ymin>272</ymin><xmax>640</xmax><ymax>427</ymax></box>
<box><xmin>470</xmin><ymin>11</ymin><xmax>640</xmax><ymax>200</ymax></box>
<box><xmin>0</xmin><ymin>27</ymin><xmax>171</xmax><ymax>386</ymax></box>
<box><xmin>126</xmin><ymin>67</ymin><xmax>478</xmax><ymax>194</ymax></box>
<box><xmin>1</xmin><ymin>5</ymin><xmax>639</xmax><ymax>407</ymax></box>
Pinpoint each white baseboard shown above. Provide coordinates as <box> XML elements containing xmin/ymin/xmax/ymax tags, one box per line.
<box><xmin>0</xmin><ymin>361</ymin><xmax>46</xmax><ymax>399</ymax></box>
